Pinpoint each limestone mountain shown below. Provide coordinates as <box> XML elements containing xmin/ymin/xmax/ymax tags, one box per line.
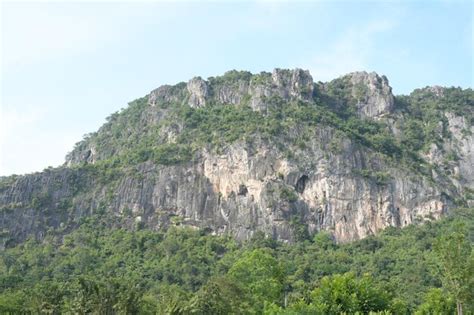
<box><xmin>1</xmin><ymin>68</ymin><xmax>473</xmax><ymax>248</ymax></box>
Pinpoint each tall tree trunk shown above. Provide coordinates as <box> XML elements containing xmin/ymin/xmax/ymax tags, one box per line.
<box><xmin>457</xmin><ymin>301</ymin><xmax>463</xmax><ymax>315</ymax></box>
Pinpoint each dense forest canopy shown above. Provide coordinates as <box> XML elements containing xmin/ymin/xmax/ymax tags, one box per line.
<box><xmin>0</xmin><ymin>208</ymin><xmax>472</xmax><ymax>314</ymax></box>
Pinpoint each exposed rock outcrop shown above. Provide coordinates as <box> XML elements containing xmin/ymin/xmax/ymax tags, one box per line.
<box><xmin>1</xmin><ymin>129</ymin><xmax>453</xmax><ymax>248</ymax></box>
<box><xmin>321</xmin><ymin>71</ymin><xmax>393</xmax><ymax>119</ymax></box>
<box><xmin>149</xmin><ymin>84</ymin><xmax>186</xmax><ymax>106</ymax></box>
<box><xmin>148</xmin><ymin>68</ymin><xmax>315</xmax><ymax>113</ymax></box>
<box><xmin>65</xmin><ymin>146</ymin><xmax>97</xmax><ymax>166</ymax></box>
<box><xmin>347</xmin><ymin>71</ymin><xmax>394</xmax><ymax>118</ymax></box>
<box><xmin>1</xmin><ymin>68</ymin><xmax>472</xmax><ymax>249</ymax></box>
<box><xmin>271</xmin><ymin>68</ymin><xmax>314</xmax><ymax>101</ymax></box>
<box><xmin>187</xmin><ymin>77</ymin><xmax>210</xmax><ymax>108</ymax></box>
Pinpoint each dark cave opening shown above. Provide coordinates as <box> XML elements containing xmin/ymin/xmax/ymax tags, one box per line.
<box><xmin>295</xmin><ymin>175</ymin><xmax>309</xmax><ymax>194</ymax></box>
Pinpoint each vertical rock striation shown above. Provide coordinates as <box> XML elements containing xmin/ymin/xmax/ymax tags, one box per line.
<box><xmin>1</xmin><ymin>68</ymin><xmax>472</xmax><ymax>248</ymax></box>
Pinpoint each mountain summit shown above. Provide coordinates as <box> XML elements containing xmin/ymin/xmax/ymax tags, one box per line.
<box><xmin>1</xmin><ymin>69</ymin><xmax>473</xmax><ymax>247</ymax></box>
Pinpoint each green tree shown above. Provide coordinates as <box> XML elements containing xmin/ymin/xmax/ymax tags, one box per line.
<box><xmin>155</xmin><ymin>285</ymin><xmax>190</xmax><ymax>315</ymax></box>
<box><xmin>434</xmin><ymin>226</ymin><xmax>474</xmax><ymax>315</ymax></box>
<box><xmin>310</xmin><ymin>273</ymin><xmax>390</xmax><ymax>314</ymax></box>
<box><xmin>415</xmin><ymin>288</ymin><xmax>456</xmax><ymax>315</ymax></box>
<box><xmin>228</xmin><ymin>249</ymin><xmax>284</xmax><ymax>311</ymax></box>
<box><xmin>186</xmin><ymin>276</ymin><xmax>248</xmax><ymax>314</ymax></box>
<box><xmin>0</xmin><ymin>290</ymin><xmax>27</xmax><ymax>314</ymax></box>
<box><xmin>264</xmin><ymin>299</ymin><xmax>323</xmax><ymax>315</ymax></box>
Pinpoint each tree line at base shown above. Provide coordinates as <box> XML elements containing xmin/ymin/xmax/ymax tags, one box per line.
<box><xmin>0</xmin><ymin>208</ymin><xmax>472</xmax><ymax>314</ymax></box>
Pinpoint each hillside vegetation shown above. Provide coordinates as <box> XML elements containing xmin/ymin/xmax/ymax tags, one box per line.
<box><xmin>0</xmin><ymin>208</ymin><xmax>472</xmax><ymax>314</ymax></box>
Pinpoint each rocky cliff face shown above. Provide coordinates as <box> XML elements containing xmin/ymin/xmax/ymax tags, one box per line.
<box><xmin>321</xmin><ymin>71</ymin><xmax>394</xmax><ymax>119</ymax></box>
<box><xmin>1</xmin><ymin>68</ymin><xmax>472</xmax><ymax>248</ymax></box>
<box><xmin>182</xmin><ymin>68</ymin><xmax>314</xmax><ymax>112</ymax></box>
<box><xmin>347</xmin><ymin>72</ymin><xmax>394</xmax><ymax>119</ymax></box>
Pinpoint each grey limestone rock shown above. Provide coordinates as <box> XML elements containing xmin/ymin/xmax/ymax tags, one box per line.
<box><xmin>0</xmin><ymin>130</ymin><xmax>456</xmax><ymax>248</ymax></box>
<box><xmin>345</xmin><ymin>71</ymin><xmax>394</xmax><ymax>119</ymax></box>
<box><xmin>2</xmin><ymin>69</ymin><xmax>472</xmax><ymax>248</ymax></box>
<box><xmin>248</xmin><ymin>68</ymin><xmax>314</xmax><ymax>112</ymax></box>
<box><xmin>271</xmin><ymin>68</ymin><xmax>314</xmax><ymax>101</ymax></box>
<box><xmin>187</xmin><ymin>77</ymin><xmax>209</xmax><ymax>108</ymax></box>
<box><xmin>149</xmin><ymin>68</ymin><xmax>314</xmax><ymax>112</ymax></box>
<box><xmin>148</xmin><ymin>85</ymin><xmax>184</xmax><ymax>105</ymax></box>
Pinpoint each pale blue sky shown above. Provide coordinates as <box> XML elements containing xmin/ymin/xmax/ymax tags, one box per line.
<box><xmin>1</xmin><ymin>1</ymin><xmax>472</xmax><ymax>175</ymax></box>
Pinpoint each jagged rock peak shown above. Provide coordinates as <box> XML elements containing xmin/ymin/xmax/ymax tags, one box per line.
<box><xmin>147</xmin><ymin>69</ymin><xmax>401</xmax><ymax>119</ymax></box>
<box><xmin>271</xmin><ymin>68</ymin><xmax>314</xmax><ymax>101</ymax></box>
<box><xmin>147</xmin><ymin>69</ymin><xmax>398</xmax><ymax>119</ymax></box>
<box><xmin>148</xmin><ymin>82</ymin><xmax>188</xmax><ymax>106</ymax></box>
<box><xmin>187</xmin><ymin>77</ymin><xmax>210</xmax><ymax>108</ymax></box>
<box><xmin>148</xmin><ymin>68</ymin><xmax>314</xmax><ymax>110</ymax></box>
<box><xmin>339</xmin><ymin>71</ymin><xmax>394</xmax><ymax>119</ymax></box>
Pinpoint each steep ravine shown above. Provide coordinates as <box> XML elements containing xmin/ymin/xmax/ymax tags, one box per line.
<box><xmin>1</xmin><ymin>69</ymin><xmax>472</xmax><ymax>248</ymax></box>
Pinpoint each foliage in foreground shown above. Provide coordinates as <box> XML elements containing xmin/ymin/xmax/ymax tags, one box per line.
<box><xmin>0</xmin><ymin>208</ymin><xmax>472</xmax><ymax>314</ymax></box>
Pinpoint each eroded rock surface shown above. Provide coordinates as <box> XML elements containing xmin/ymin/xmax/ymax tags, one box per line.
<box><xmin>187</xmin><ymin>77</ymin><xmax>210</xmax><ymax>108</ymax></box>
<box><xmin>1</xmin><ymin>69</ymin><xmax>472</xmax><ymax>248</ymax></box>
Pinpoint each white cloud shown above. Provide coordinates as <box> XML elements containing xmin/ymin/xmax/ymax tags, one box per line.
<box><xmin>299</xmin><ymin>19</ymin><xmax>396</xmax><ymax>82</ymax></box>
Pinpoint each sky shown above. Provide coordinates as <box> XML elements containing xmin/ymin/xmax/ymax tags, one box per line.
<box><xmin>1</xmin><ymin>0</ymin><xmax>472</xmax><ymax>176</ymax></box>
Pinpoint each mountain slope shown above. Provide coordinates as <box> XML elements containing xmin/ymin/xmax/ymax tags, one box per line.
<box><xmin>1</xmin><ymin>69</ymin><xmax>473</xmax><ymax>247</ymax></box>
